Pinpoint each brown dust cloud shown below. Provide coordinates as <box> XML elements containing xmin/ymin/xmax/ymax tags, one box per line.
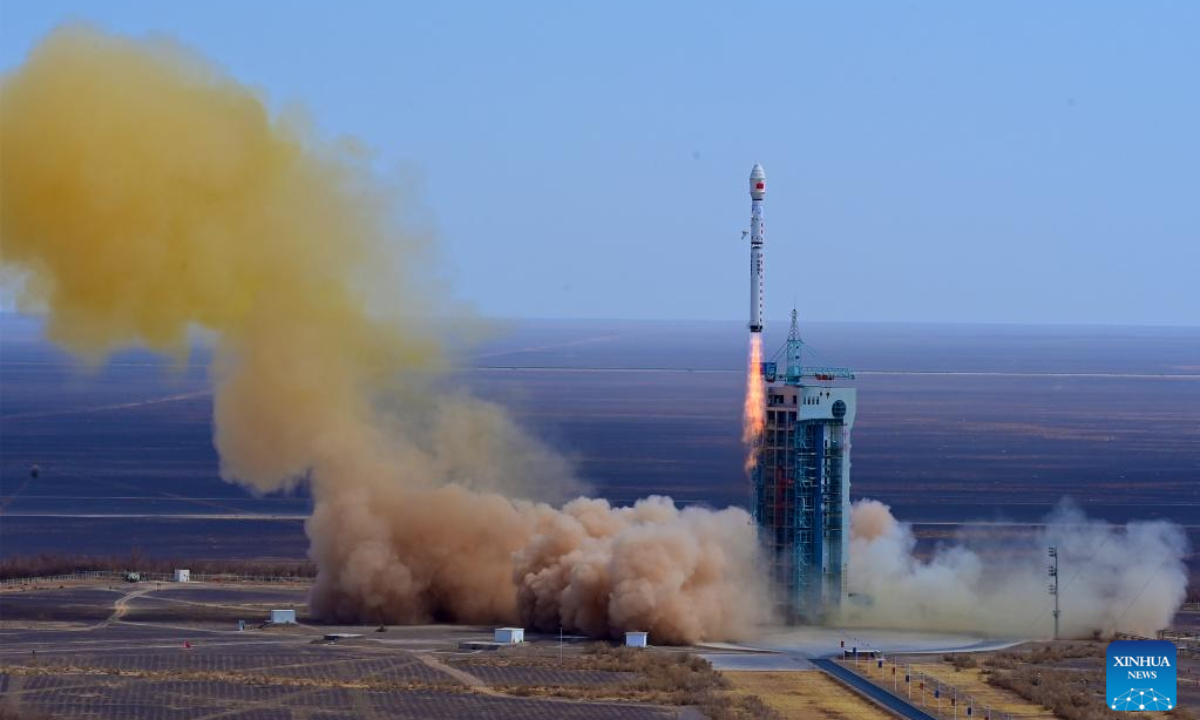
<box><xmin>2</xmin><ymin>26</ymin><xmax>1186</xmax><ymax>643</ymax></box>
<box><xmin>0</xmin><ymin>26</ymin><xmax>771</xmax><ymax>643</ymax></box>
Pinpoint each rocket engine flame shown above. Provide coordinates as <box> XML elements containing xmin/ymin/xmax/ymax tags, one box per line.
<box><xmin>742</xmin><ymin>334</ymin><xmax>766</xmax><ymax>472</ymax></box>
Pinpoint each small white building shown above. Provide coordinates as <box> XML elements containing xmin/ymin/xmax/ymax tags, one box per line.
<box><xmin>625</xmin><ymin>631</ymin><xmax>648</xmax><ymax>648</ymax></box>
<box><xmin>173</xmin><ymin>569</ymin><xmax>190</xmax><ymax>583</ymax></box>
<box><xmin>494</xmin><ymin>627</ymin><xmax>524</xmax><ymax>644</ymax></box>
<box><xmin>270</xmin><ymin>609</ymin><xmax>296</xmax><ymax>624</ymax></box>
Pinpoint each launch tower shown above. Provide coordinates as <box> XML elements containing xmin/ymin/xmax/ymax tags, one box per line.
<box><xmin>740</xmin><ymin>163</ymin><xmax>856</xmax><ymax>622</ymax></box>
<box><xmin>753</xmin><ymin>312</ymin><xmax>856</xmax><ymax>622</ymax></box>
<box><xmin>743</xmin><ymin>167</ymin><xmax>856</xmax><ymax>620</ymax></box>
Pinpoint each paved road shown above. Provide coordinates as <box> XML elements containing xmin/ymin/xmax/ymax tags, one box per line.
<box><xmin>813</xmin><ymin>659</ymin><xmax>939</xmax><ymax>720</ymax></box>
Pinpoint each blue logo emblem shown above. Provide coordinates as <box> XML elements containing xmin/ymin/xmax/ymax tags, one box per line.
<box><xmin>1106</xmin><ymin>640</ymin><xmax>1176</xmax><ymax>711</ymax></box>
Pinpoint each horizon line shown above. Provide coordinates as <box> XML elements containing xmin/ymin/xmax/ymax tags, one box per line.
<box><xmin>1</xmin><ymin>311</ymin><xmax>1197</xmax><ymax>332</ymax></box>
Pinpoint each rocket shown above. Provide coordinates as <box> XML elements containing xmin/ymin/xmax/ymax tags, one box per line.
<box><xmin>748</xmin><ymin>163</ymin><xmax>766</xmax><ymax>333</ymax></box>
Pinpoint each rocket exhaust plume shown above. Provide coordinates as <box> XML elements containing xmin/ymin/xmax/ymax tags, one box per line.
<box><xmin>742</xmin><ymin>334</ymin><xmax>765</xmax><ymax>472</ymax></box>
<box><xmin>0</xmin><ymin>26</ymin><xmax>772</xmax><ymax>643</ymax></box>
<box><xmin>843</xmin><ymin>500</ymin><xmax>1189</xmax><ymax>638</ymax></box>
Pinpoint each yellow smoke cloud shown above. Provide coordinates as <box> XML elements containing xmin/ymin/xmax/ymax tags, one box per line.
<box><xmin>1</xmin><ymin>26</ymin><xmax>772</xmax><ymax>643</ymax></box>
<box><xmin>1</xmin><ymin>25</ymin><xmax>427</xmax><ymax>489</ymax></box>
<box><xmin>4</xmin><ymin>27</ymin><xmax>378</xmax><ymax>349</ymax></box>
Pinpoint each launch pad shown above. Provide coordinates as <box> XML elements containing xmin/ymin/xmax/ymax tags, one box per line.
<box><xmin>701</xmin><ymin>626</ymin><xmax>1021</xmax><ymax>670</ymax></box>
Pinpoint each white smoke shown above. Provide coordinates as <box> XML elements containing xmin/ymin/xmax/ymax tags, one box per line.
<box><xmin>841</xmin><ymin>499</ymin><xmax>1189</xmax><ymax>638</ymax></box>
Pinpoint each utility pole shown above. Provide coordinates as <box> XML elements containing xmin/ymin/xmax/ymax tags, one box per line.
<box><xmin>1048</xmin><ymin>546</ymin><xmax>1060</xmax><ymax>640</ymax></box>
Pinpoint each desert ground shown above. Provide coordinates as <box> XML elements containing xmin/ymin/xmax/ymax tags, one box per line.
<box><xmin>4</xmin><ymin>578</ymin><xmax>1195</xmax><ymax>719</ymax></box>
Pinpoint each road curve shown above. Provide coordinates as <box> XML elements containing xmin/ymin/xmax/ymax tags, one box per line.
<box><xmin>813</xmin><ymin>658</ymin><xmax>939</xmax><ymax>720</ymax></box>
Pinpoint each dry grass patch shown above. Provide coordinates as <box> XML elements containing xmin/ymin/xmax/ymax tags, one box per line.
<box><xmin>984</xmin><ymin>643</ymin><xmax>1105</xmax><ymax>670</ymax></box>
<box><xmin>906</xmin><ymin>663</ymin><xmax>1056</xmax><ymax>719</ymax></box>
<box><xmin>725</xmin><ymin>670</ymin><xmax>893</xmax><ymax>720</ymax></box>
<box><xmin>0</xmin><ymin>705</ymin><xmax>55</xmax><ymax>720</ymax></box>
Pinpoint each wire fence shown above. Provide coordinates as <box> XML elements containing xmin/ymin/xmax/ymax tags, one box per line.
<box><xmin>1116</xmin><ymin>630</ymin><xmax>1200</xmax><ymax>660</ymax></box>
<box><xmin>1158</xmin><ymin>629</ymin><xmax>1200</xmax><ymax>658</ymax></box>
<box><xmin>838</xmin><ymin>636</ymin><xmax>1200</xmax><ymax>718</ymax></box>
<box><xmin>0</xmin><ymin>570</ymin><xmax>310</xmax><ymax>588</ymax></box>
<box><xmin>836</xmin><ymin>651</ymin><xmax>1014</xmax><ymax>720</ymax></box>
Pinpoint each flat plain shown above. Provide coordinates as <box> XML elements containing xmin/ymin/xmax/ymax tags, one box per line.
<box><xmin>0</xmin><ymin>582</ymin><xmax>689</xmax><ymax>720</ymax></box>
<box><xmin>3</xmin><ymin>317</ymin><xmax>1197</xmax><ymax>564</ymax></box>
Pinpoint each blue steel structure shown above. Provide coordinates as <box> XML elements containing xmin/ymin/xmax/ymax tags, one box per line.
<box><xmin>752</xmin><ymin>310</ymin><xmax>856</xmax><ymax>623</ymax></box>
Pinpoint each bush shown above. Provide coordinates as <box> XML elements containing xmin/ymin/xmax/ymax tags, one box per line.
<box><xmin>466</xmin><ymin>643</ymin><xmax>779</xmax><ymax>719</ymax></box>
<box><xmin>986</xmin><ymin>666</ymin><xmax>1189</xmax><ymax>720</ymax></box>
<box><xmin>0</xmin><ymin>704</ymin><xmax>55</xmax><ymax>720</ymax></box>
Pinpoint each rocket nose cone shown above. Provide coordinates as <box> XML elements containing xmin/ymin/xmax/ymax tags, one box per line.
<box><xmin>750</xmin><ymin>163</ymin><xmax>766</xmax><ymax>198</ymax></box>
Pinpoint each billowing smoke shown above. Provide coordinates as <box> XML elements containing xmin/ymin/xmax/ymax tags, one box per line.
<box><xmin>0</xmin><ymin>26</ymin><xmax>771</xmax><ymax>643</ymax></box>
<box><xmin>842</xmin><ymin>499</ymin><xmax>1188</xmax><ymax>638</ymax></box>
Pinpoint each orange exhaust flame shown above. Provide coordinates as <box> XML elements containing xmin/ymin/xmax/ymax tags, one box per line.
<box><xmin>742</xmin><ymin>333</ymin><xmax>765</xmax><ymax>472</ymax></box>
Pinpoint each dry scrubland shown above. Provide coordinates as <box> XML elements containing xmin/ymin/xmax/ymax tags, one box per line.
<box><xmin>0</xmin><ymin>707</ymin><xmax>54</xmax><ymax>720</ymax></box>
<box><xmin>0</xmin><ymin>640</ymin><xmax>775</xmax><ymax>720</ymax></box>
<box><xmin>0</xmin><ymin>553</ymin><xmax>316</xmax><ymax>581</ymax></box>
<box><xmin>980</xmin><ymin>643</ymin><xmax>1197</xmax><ymax>720</ymax></box>
<box><xmin>850</xmin><ymin>638</ymin><xmax>1200</xmax><ymax>720</ymax></box>
<box><xmin>5</xmin><ymin>581</ymin><xmax>1200</xmax><ymax>719</ymax></box>
<box><xmin>453</xmin><ymin>644</ymin><xmax>781</xmax><ymax>719</ymax></box>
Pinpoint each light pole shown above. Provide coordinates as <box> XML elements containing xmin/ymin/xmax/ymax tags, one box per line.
<box><xmin>1048</xmin><ymin>547</ymin><xmax>1060</xmax><ymax>640</ymax></box>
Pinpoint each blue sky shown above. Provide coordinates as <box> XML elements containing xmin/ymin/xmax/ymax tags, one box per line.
<box><xmin>2</xmin><ymin>1</ymin><xmax>1197</xmax><ymax>325</ymax></box>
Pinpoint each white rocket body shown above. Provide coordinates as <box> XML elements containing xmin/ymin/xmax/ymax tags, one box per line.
<box><xmin>749</xmin><ymin>164</ymin><xmax>766</xmax><ymax>333</ymax></box>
